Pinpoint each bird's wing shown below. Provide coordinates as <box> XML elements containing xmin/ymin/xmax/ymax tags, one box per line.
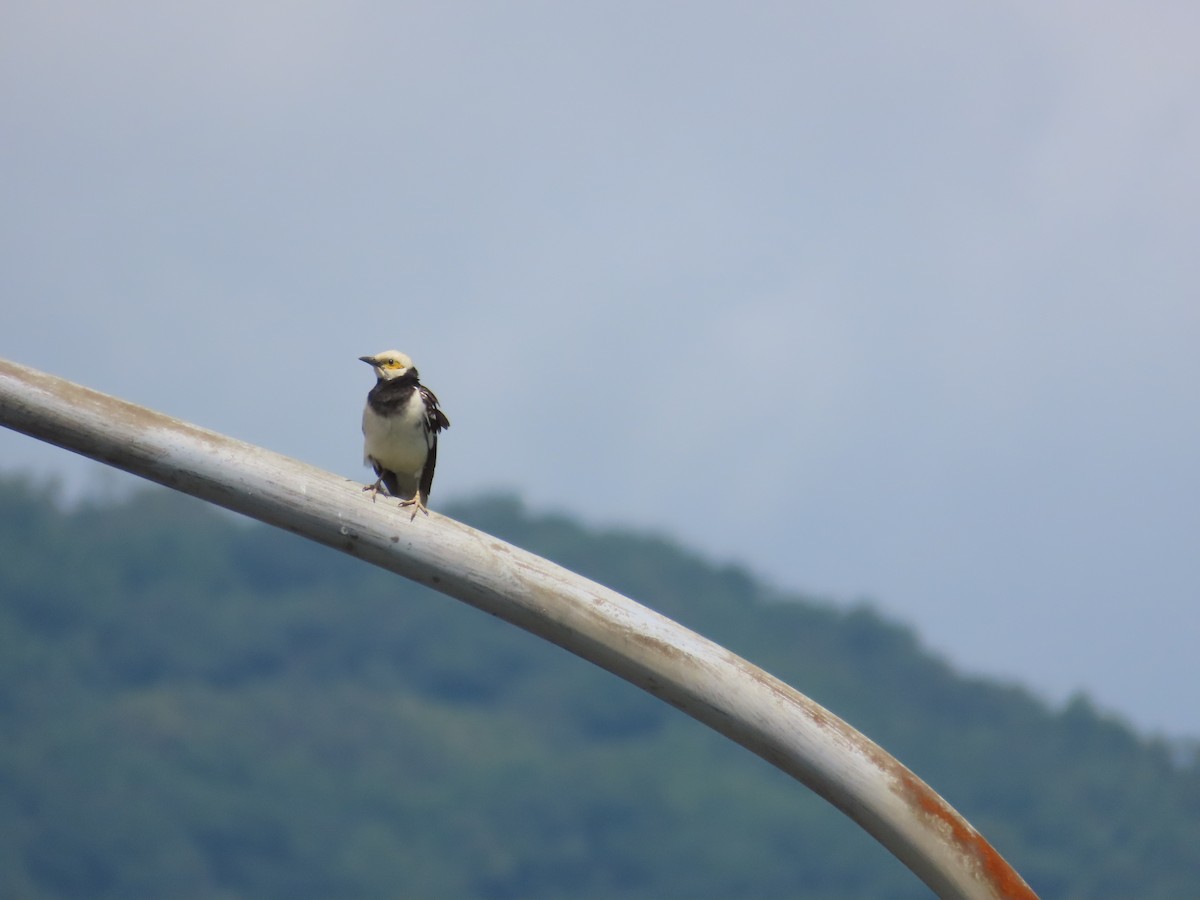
<box><xmin>419</xmin><ymin>436</ymin><xmax>438</xmax><ymax>504</ymax></box>
<box><xmin>416</xmin><ymin>384</ymin><xmax>446</xmax><ymax>504</ymax></box>
<box><xmin>419</xmin><ymin>385</ymin><xmax>450</xmax><ymax>433</ymax></box>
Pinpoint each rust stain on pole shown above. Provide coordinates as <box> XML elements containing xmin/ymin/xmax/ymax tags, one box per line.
<box><xmin>893</xmin><ymin>768</ymin><xmax>1038</xmax><ymax>900</ymax></box>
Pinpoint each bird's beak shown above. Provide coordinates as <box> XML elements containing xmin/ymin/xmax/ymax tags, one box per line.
<box><xmin>358</xmin><ymin>355</ymin><xmax>377</xmax><ymax>365</ymax></box>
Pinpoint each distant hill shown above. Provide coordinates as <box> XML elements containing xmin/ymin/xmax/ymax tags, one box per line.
<box><xmin>1</xmin><ymin>475</ymin><xmax>1197</xmax><ymax>898</ymax></box>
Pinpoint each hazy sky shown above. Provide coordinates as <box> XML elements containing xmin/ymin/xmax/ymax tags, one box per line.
<box><xmin>3</xmin><ymin>2</ymin><xmax>1198</xmax><ymax>737</ymax></box>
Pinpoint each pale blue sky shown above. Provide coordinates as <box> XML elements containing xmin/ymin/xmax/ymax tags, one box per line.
<box><xmin>3</xmin><ymin>1</ymin><xmax>1198</xmax><ymax>737</ymax></box>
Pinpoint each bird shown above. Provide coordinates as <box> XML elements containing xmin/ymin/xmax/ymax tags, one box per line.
<box><xmin>359</xmin><ymin>350</ymin><xmax>450</xmax><ymax>520</ymax></box>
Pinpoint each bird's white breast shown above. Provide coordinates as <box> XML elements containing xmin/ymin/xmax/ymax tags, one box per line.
<box><xmin>362</xmin><ymin>398</ymin><xmax>430</xmax><ymax>475</ymax></box>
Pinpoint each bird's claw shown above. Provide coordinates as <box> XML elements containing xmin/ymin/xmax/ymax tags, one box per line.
<box><xmin>362</xmin><ymin>479</ymin><xmax>387</xmax><ymax>503</ymax></box>
<box><xmin>399</xmin><ymin>497</ymin><xmax>430</xmax><ymax>521</ymax></box>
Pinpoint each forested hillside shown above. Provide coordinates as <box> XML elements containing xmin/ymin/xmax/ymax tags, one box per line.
<box><xmin>1</xmin><ymin>475</ymin><xmax>1197</xmax><ymax>898</ymax></box>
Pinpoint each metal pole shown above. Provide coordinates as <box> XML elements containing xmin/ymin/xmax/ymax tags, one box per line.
<box><xmin>0</xmin><ymin>357</ymin><xmax>1036</xmax><ymax>900</ymax></box>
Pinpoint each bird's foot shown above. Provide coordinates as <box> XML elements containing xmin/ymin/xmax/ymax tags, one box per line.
<box><xmin>398</xmin><ymin>496</ymin><xmax>430</xmax><ymax>521</ymax></box>
<box><xmin>362</xmin><ymin>478</ymin><xmax>388</xmax><ymax>502</ymax></box>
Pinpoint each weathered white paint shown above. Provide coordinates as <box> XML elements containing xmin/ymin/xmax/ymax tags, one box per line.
<box><xmin>0</xmin><ymin>357</ymin><xmax>1037</xmax><ymax>900</ymax></box>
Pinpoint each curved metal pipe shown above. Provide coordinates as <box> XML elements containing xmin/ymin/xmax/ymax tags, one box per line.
<box><xmin>0</xmin><ymin>357</ymin><xmax>1036</xmax><ymax>899</ymax></box>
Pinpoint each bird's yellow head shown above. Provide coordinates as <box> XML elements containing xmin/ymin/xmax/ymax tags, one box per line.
<box><xmin>359</xmin><ymin>350</ymin><xmax>415</xmax><ymax>381</ymax></box>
